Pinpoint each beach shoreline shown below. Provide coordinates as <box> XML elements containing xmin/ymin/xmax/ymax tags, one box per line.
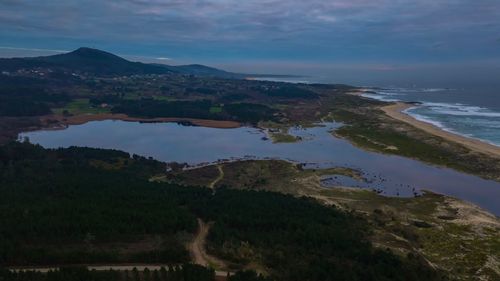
<box><xmin>381</xmin><ymin>102</ymin><xmax>500</xmax><ymax>158</ymax></box>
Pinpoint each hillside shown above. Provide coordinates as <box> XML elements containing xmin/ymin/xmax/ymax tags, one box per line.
<box><xmin>0</xmin><ymin>47</ymin><xmax>301</xmax><ymax>79</ymax></box>
<box><xmin>157</xmin><ymin>63</ymin><xmax>239</xmax><ymax>78</ymax></box>
<box><xmin>0</xmin><ymin>47</ymin><xmax>173</xmax><ymax>76</ymax></box>
<box><xmin>0</xmin><ymin>47</ymin><xmax>234</xmax><ymax>77</ymax></box>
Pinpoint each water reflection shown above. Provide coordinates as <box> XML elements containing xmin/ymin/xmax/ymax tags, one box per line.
<box><xmin>19</xmin><ymin>120</ymin><xmax>500</xmax><ymax>215</ymax></box>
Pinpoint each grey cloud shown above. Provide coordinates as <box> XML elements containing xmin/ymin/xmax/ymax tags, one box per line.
<box><xmin>0</xmin><ymin>0</ymin><xmax>499</xmax><ymax>63</ymax></box>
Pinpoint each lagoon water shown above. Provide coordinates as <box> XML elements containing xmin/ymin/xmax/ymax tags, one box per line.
<box><xmin>19</xmin><ymin>120</ymin><xmax>500</xmax><ymax>215</ymax></box>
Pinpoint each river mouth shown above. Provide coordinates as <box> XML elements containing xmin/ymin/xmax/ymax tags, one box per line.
<box><xmin>18</xmin><ymin>120</ymin><xmax>500</xmax><ymax>215</ymax></box>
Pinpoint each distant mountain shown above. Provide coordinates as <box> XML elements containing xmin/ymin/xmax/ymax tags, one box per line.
<box><xmin>0</xmin><ymin>47</ymin><xmax>172</xmax><ymax>76</ymax></box>
<box><xmin>157</xmin><ymin>63</ymin><xmax>239</xmax><ymax>78</ymax></box>
<box><xmin>37</xmin><ymin>47</ymin><xmax>173</xmax><ymax>75</ymax></box>
<box><xmin>0</xmin><ymin>47</ymin><xmax>302</xmax><ymax>79</ymax></box>
<box><xmin>158</xmin><ymin>64</ymin><xmax>304</xmax><ymax>80</ymax></box>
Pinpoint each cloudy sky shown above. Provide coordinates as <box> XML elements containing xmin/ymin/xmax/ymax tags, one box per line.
<box><xmin>1</xmin><ymin>0</ymin><xmax>499</xmax><ymax>86</ymax></box>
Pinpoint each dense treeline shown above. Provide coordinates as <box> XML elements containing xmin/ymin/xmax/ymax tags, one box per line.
<box><xmin>0</xmin><ymin>87</ymin><xmax>64</xmax><ymax>116</ymax></box>
<box><xmin>0</xmin><ymin>143</ymin><xmax>205</xmax><ymax>264</ymax></box>
<box><xmin>263</xmin><ymin>85</ymin><xmax>319</xmax><ymax>99</ymax></box>
<box><xmin>228</xmin><ymin>271</ymin><xmax>272</xmax><ymax>281</ymax></box>
<box><xmin>0</xmin><ymin>266</ymin><xmax>272</xmax><ymax>281</ymax></box>
<box><xmin>0</xmin><ymin>264</ymin><xmax>215</xmax><ymax>281</ymax></box>
<box><xmin>185</xmin><ymin>87</ymin><xmax>218</xmax><ymax>95</ymax></box>
<box><xmin>0</xmin><ymin>143</ymin><xmax>447</xmax><ymax>280</ymax></box>
<box><xmin>0</xmin><ymin>76</ymin><xmax>71</xmax><ymax>117</ymax></box>
<box><xmin>110</xmin><ymin>99</ymin><xmax>276</xmax><ymax>124</ymax></box>
<box><xmin>223</xmin><ymin>103</ymin><xmax>276</xmax><ymax>124</ymax></box>
<box><xmin>194</xmin><ymin>189</ymin><xmax>446</xmax><ymax>281</ymax></box>
<box><xmin>0</xmin><ymin>264</ymin><xmax>272</xmax><ymax>281</ymax></box>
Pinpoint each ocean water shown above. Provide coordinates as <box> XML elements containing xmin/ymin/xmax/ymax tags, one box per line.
<box><xmin>362</xmin><ymin>88</ymin><xmax>500</xmax><ymax>147</ymax></box>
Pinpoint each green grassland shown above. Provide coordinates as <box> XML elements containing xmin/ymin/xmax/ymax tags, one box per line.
<box><xmin>52</xmin><ymin>98</ymin><xmax>110</xmax><ymax>115</ymax></box>
<box><xmin>257</xmin><ymin>121</ymin><xmax>308</xmax><ymax>143</ymax></box>
<box><xmin>209</xmin><ymin>106</ymin><xmax>223</xmax><ymax>113</ymax></box>
<box><xmin>267</xmin><ymin>132</ymin><xmax>300</xmax><ymax>143</ymax></box>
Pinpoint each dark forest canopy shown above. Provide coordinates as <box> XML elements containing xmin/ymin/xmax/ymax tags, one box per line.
<box><xmin>109</xmin><ymin>99</ymin><xmax>277</xmax><ymax>124</ymax></box>
<box><xmin>0</xmin><ymin>76</ymin><xmax>70</xmax><ymax>117</ymax></box>
<box><xmin>0</xmin><ymin>265</ymin><xmax>216</xmax><ymax>281</ymax></box>
<box><xmin>0</xmin><ymin>142</ymin><xmax>448</xmax><ymax>281</ymax></box>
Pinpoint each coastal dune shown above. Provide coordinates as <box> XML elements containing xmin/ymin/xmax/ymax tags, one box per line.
<box><xmin>382</xmin><ymin>103</ymin><xmax>500</xmax><ymax>158</ymax></box>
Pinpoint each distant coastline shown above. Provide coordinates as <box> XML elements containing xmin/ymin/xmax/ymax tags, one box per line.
<box><xmin>358</xmin><ymin>88</ymin><xmax>500</xmax><ymax>147</ymax></box>
<box><xmin>381</xmin><ymin>102</ymin><xmax>500</xmax><ymax>157</ymax></box>
<box><xmin>383</xmin><ymin>102</ymin><xmax>500</xmax><ymax>157</ymax></box>
<box><xmin>348</xmin><ymin>90</ymin><xmax>500</xmax><ymax>157</ymax></box>
<box><xmin>245</xmin><ymin>75</ymin><xmax>309</xmax><ymax>84</ymax></box>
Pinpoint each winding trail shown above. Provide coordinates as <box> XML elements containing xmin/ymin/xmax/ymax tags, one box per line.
<box><xmin>209</xmin><ymin>165</ymin><xmax>224</xmax><ymax>189</ymax></box>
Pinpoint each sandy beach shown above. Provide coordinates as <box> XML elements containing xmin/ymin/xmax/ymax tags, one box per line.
<box><xmin>382</xmin><ymin>102</ymin><xmax>500</xmax><ymax>158</ymax></box>
<box><xmin>40</xmin><ymin>113</ymin><xmax>241</xmax><ymax>129</ymax></box>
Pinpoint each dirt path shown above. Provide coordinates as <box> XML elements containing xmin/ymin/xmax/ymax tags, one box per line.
<box><xmin>209</xmin><ymin>165</ymin><xmax>224</xmax><ymax>189</ymax></box>
<box><xmin>189</xmin><ymin>218</ymin><xmax>227</xmax><ymax>270</ymax></box>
